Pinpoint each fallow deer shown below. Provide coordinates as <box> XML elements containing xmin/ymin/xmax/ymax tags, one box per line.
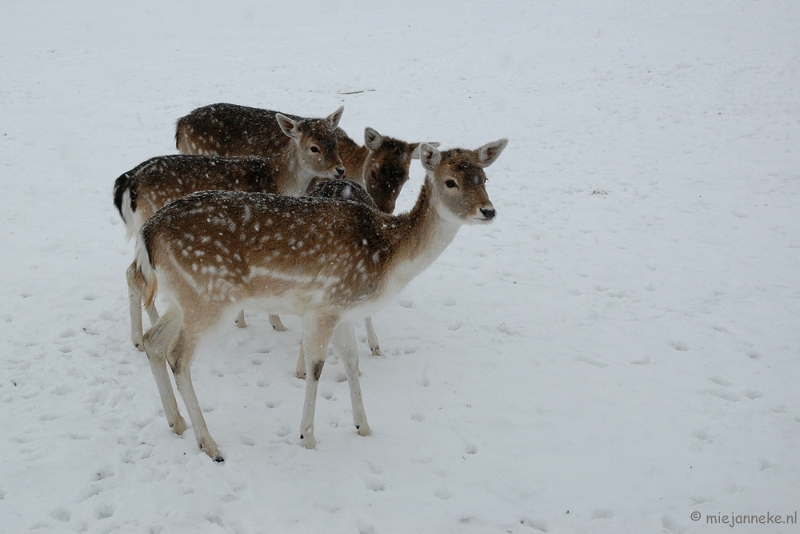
<box><xmin>114</xmin><ymin>155</ymin><xmax>291</xmax><ymax>349</ymax></box>
<box><xmin>175</xmin><ymin>102</ymin><xmax>431</xmax><ymax>213</ymax></box>
<box><xmin>136</xmin><ymin>140</ymin><xmax>507</xmax><ymax>461</ymax></box>
<box><xmin>117</xmin><ymin>106</ymin><xmax>345</xmax><ymax>343</ymax></box>
<box><xmin>176</xmin><ymin>102</ymin><xmax>437</xmax><ymax>353</ymax></box>
<box><xmin>175</xmin><ymin>104</ymin><xmax>346</xmax><ymax>197</ymax></box>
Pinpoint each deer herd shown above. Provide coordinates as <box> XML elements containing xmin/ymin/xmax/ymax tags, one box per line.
<box><xmin>114</xmin><ymin>102</ymin><xmax>508</xmax><ymax>461</ymax></box>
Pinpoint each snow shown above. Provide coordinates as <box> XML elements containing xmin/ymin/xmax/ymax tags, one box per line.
<box><xmin>1</xmin><ymin>1</ymin><xmax>799</xmax><ymax>533</ymax></box>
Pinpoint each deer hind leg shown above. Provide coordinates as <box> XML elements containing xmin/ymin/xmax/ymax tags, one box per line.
<box><xmin>299</xmin><ymin>313</ymin><xmax>338</xmax><ymax>449</ymax></box>
<box><xmin>295</xmin><ymin>342</ymin><xmax>307</xmax><ymax>379</ymax></box>
<box><xmin>268</xmin><ymin>314</ymin><xmax>288</xmax><ymax>332</ymax></box>
<box><xmin>332</xmin><ymin>321</ymin><xmax>371</xmax><ymax>436</ymax></box>
<box><xmin>234</xmin><ymin>309</ymin><xmax>247</xmax><ymax>328</ymax></box>
<box><xmin>167</xmin><ymin>329</ymin><xmax>223</xmax><ymax>462</ymax></box>
<box><xmin>127</xmin><ymin>261</ymin><xmax>144</xmax><ymax>351</ymax></box>
<box><xmin>141</xmin><ymin>306</ymin><xmax>187</xmax><ymax>436</ymax></box>
<box><xmin>127</xmin><ymin>261</ymin><xmax>159</xmax><ymax>351</ymax></box>
<box><xmin>364</xmin><ymin>316</ymin><xmax>382</xmax><ymax>356</ymax></box>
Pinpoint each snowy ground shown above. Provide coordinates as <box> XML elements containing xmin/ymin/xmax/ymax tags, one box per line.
<box><xmin>1</xmin><ymin>1</ymin><xmax>799</xmax><ymax>533</ymax></box>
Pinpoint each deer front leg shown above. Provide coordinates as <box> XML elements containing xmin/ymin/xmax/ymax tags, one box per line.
<box><xmin>332</xmin><ymin>321</ymin><xmax>371</xmax><ymax>436</ymax></box>
<box><xmin>299</xmin><ymin>313</ymin><xmax>338</xmax><ymax>449</ymax></box>
<box><xmin>269</xmin><ymin>314</ymin><xmax>288</xmax><ymax>332</ymax></box>
<box><xmin>142</xmin><ymin>307</ymin><xmax>186</xmax><ymax>435</ymax></box>
<box><xmin>364</xmin><ymin>316</ymin><xmax>382</xmax><ymax>356</ymax></box>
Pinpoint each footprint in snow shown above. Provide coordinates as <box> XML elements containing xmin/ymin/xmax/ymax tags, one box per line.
<box><xmin>50</xmin><ymin>508</ymin><xmax>71</xmax><ymax>522</ymax></box>
<box><xmin>707</xmin><ymin>376</ymin><xmax>732</xmax><ymax>387</ymax></box>
<box><xmin>670</xmin><ymin>341</ymin><xmax>689</xmax><ymax>351</ymax></box>
<box><xmin>497</xmin><ymin>323</ymin><xmax>520</xmax><ymax>336</ymax></box>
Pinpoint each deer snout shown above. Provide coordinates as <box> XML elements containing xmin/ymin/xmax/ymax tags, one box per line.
<box><xmin>479</xmin><ymin>206</ymin><xmax>496</xmax><ymax>220</ymax></box>
<box><xmin>335</xmin><ymin>166</ymin><xmax>346</xmax><ymax>178</ymax></box>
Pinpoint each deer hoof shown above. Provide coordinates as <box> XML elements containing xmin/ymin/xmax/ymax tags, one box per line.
<box><xmin>300</xmin><ymin>433</ymin><xmax>316</xmax><ymax>449</ymax></box>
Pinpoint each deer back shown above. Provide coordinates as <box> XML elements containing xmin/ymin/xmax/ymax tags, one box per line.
<box><xmin>175</xmin><ymin>103</ymin><xmax>345</xmax><ymax>195</ymax></box>
<box><xmin>335</xmin><ymin>128</ymin><xmax>429</xmax><ymax>214</ymax></box>
<box><xmin>114</xmin><ymin>155</ymin><xmax>279</xmax><ymax>237</ymax></box>
<box><xmin>306</xmin><ymin>177</ymin><xmax>380</xmax><ymax>211</ymax></box>
<box><xmin>142</xmin><ymin>190</ymin><xmax>396</xmax><ymax>316</ymax></box>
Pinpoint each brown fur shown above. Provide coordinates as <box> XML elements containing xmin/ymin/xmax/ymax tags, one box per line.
<box><xmin>176</xmin><ymin>103</ymin><xmax>345</xmax><ymax>197</ymax></box>
<box><xmin>137</xmin><ymin>140</ymin><xmax>507</xmax><ymax>460</ymax></box>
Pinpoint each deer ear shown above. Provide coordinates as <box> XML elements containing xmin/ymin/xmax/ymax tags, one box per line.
<box><xmin>327</xmin><ymin>106</ymin><xmax>344</xmax><ymax>128</ymax></box>
<box><xmin>410</xmin><ymin>142</ymin><xmax>440</xmax><ymax>159</ymax></box>
<box><xmin>364</xmin><ymin>127</ymin><xmax>382</xmax><ymax>150</ymax></box>
<box><xmin>276</xmin><ymin>113</ymin><xmax>300</xmax><ymax>139</ymax></box>
<box><xmin>477</xmin><ymin>138</ymin><xmax>508</xmax><ymax>168</ymax></box>
<box><xmin>419</xmin><ymin>143</ymin><xmax>441</xmax><ymax>171</ymax></box>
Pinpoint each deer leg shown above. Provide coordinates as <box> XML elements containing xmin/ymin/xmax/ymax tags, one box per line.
<box><xmin>299</xmin><ymin>313</ymin><xmax>338</xmax><ymax>449</ymax></box>
<box><xmin>295</xmin><ymin>342</ymin><xmax>307</xmax><ymax>379</ymax></box>
<box><xmin>234</xmin><ymin>309</ymin><xmax>247</xmax><ymax>328</ymax></box>
<box><xmin>364</xmin><ymin>316</ymin><xmax>382</xmax><ymax>356</ymax></box>
<box><xmin>144</xmin><ymin>300</ymin><xmax>159</xmax><ymax>326</ymax></box>
<box><xmin>129</xmin><ymin>262</ymin><xmax>160</xmax><ymax>351</ymax></box>
<box><xmin>269</xmin><ymin>314</ymin><xmax>288</xmax><ymax>332</ymax></box>
<box><xmin>332</xmin><ymin>321</ymin><xmax>371</xmax><ymax>436</ymax></box>
<box><xmin>167</xmin><ymin>330</ymin><xmax>223</xmax><ymax>462</ymax></box>
<box><xmin>127</xmin><ymin>262</ymin><xmax>146</xmax><ymax>351</ymax></box>
<box><xmin>141</xmin><ymin>306</ymin><xmax>186</xmax><ymax>435</ymax></box>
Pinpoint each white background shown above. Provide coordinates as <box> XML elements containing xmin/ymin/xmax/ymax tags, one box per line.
<box><xmin>1</xmin><ymin>1</ymin><xmax>798</xmax><ymax>532</ymax></box>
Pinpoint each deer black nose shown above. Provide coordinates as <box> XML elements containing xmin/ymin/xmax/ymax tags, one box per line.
<box><xmin>480</xmin><ymin>208</ymin><xmax>496</xmax><ymax>220</ymax></box>
<box><xmin>335</xmin><ymin>167</ymin><xmax>346</xmax><ymax>178</ymax></box>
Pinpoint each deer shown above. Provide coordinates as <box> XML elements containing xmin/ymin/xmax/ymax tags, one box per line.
<box><xmin>115</xmin><ymin>155</ymin><xmax>291</xmax><ymax>349</ymax></box>
<box><xmin>136</xmin><ymin>140</ymin><xmax>507</xmax><ymax>461</ymax></box>
<box><xmin>175</xmin><ymin>104</ymin><xmax>346</xmax><ymax>197</ymax></box>
<box><xmin>116</xmin><ymin>106</ymin><xmax>346</xmax><ymax>347</ymax></box>
<box><xmin>176</xmin><ymin>102</ymin><xmax>431</xmax><ymax>213</ymax></box>
<box><xmin>176</xmin><ymin>102</ymin><xmax>438</xmax><ymax>354</ymax></box>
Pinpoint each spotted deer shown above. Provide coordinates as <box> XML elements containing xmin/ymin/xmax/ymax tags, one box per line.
<box><xmin>176</xmin><ymin>102</ymin><xmax>432</xmax><ymax>213</ymax></box>
<box><xmin>176</xmin><ymin>102</ymin><xmax>437</xmax><ymax>353</ymax></box>
<box><xmin>114</xmin><ymin>155</ymin><xmax>295</xmax><ymax>349</ymax></box>
<box><xmin>136</xmin><ymin>140</ymin><xmax>507</xmax><ymax>461</ymax></box>
<box><xmin>117</xmin><ymin>105</ymin><xmax>345</xmax><ymax>343</ymax></box>
<box><xmin>175</xmin><ymin>104</ymin><xmax>346</xmax><ymax>197</ymax></box>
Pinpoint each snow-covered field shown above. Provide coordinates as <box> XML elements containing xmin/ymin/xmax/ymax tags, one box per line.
<box><xmin>2</xmin><ymin>1</ymin><xmax>799</xmax><ymax>532</ymax></box>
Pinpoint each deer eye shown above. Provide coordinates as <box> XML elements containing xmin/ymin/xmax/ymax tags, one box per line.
<box><xmin>445</xmin><ymin>179</ymin><xmax>458</xmax><ymax>189</ymax></box>
<box><xmin>310</xmin><ymin>146</ymin><xmax>320</xmax><ymax>154</ymax></box>
<box><xmin>370</xmin><ymin>170</ymin><xmax>378</xmax><ymax>181</ymax></box>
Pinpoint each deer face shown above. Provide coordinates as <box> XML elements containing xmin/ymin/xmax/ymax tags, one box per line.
<box><xmin>362</xmin><ymin>128</ymin><xmax>421</xmax><ymax>214</ymax></box>
<box><xmin>420</xmin><ymin>139</ymin><xmax>508</xmax><ymax>225</ymax></box>
<box><xmin>277</xmin><ymin>107</ymin><xmax>346</xmax><ymax>179</ymax></box>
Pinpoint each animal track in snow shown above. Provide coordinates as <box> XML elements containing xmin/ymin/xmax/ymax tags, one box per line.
<box><xmin>497</xmin><ymin>323</ymin><xmax>520</xmax><ymax>336</ymax></box>
<box><xmin>700</xmin><ymin>388</ymin><xmax>740</xmax><ymax>402</ymax></box>
<box><xmin>707</xmin><ymin>376</ymin><xmax>732</xmax><ymax>387</ymax></box>
<box><xmin>670</xmin><ymin>340</ymin><xmax>689</xmax><ymax>351</ymax></box>
<box><xmin>50</xmin><ymin>508</ymin><xmax>70</xmax><ymax>522</ymax></box>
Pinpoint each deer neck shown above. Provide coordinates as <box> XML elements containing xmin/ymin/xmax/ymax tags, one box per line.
<box><xmin>336</xmin><ymin>131</ymin><xmax>368</xmax><ymax>188</ymax></box>
<box><xmin>382</xmin><ymin>177</ymin><xmax>461</xmax><ymax>289</ymax></box>
<box><xmin>274</xmin><ymin>142</ymin><xmax>312</xmax><ymax>197</ymax></box>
